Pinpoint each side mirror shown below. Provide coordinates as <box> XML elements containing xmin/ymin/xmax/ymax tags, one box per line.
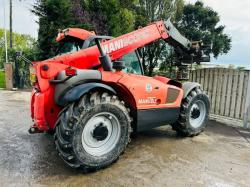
<box><xmin>113</xmin><ymin>60</ymin><xmax>125</xmax><ymax>71</ymax></box>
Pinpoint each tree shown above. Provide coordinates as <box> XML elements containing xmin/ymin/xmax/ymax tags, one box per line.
<box><xmin>100</xmin><ymin>0</ymin><xmax>136</xmax><ymax>36</ymax></box>
<box><xmin>32</xmin><ymin>0</ymin><xmax>231</xmax><ymax>76</ymax></box>
<box><xmin>74</xmin><ymin>0</ymin><xmax>137</xmax><ymax>36</ymax></box>
<box><xmin>32</xmin><ymin>0</ymin><xmax>75</xmax><ymax>60</ymax></box>
<box><xmin>133</xmin><ymin>0</ymin><xmax>184</xmax><ymax>76</ymax></box>
<box><xmin>176</xmin><ymin>1</ymin><xmax>231</xmax><ymax>58</ymax></box>
<box><xmin>33</xmin><ymin>0</ymin><xmax>137</xmax><ymax>59</ymax></box>
<box><xmin>0</xmin><ymin>29</ymin><xmax>35</xmax><ymax>67</ymax></box>
<box><xmin>0</xmin><ymin>29</ymin><xmax>37</xmax><ymax>88</ymax></box>
<box><xmin>68</xmin><ymin>0</ymin><xmax>108</xmax><ymax>35</ymax></box>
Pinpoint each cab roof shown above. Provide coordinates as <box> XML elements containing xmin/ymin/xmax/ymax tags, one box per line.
<box><xmin>56</xmin><ymin>28</ymin><xmax>96</xmax><ymax>42</ymax></box>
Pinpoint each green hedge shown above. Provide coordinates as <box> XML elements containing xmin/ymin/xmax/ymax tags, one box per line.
<box><xmin>0</xmin><ymin>71</ymin><xmax>6</xmax><ymax>88</ymax></box>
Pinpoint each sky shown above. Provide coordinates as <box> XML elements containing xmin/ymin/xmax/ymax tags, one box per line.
<box><xmin>0</xmin><ymin>0</ymin><xmax>249</xmax><ymax>69</ymax></box>
<box><xmin>185</xmin><ymin>0</ymin><xmax>250</xmax><ymax>69</ymax></box>
<box><xmin>0</xmin><ymin>0</ymin><xmax>38</xmax><ymax>37</ymax></box>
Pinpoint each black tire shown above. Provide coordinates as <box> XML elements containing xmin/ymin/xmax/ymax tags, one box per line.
<box><xmin>54</xmin><ymin>91</ymin><xmax>132</xmax><ymax>171</ymax></box>
<box><xmin>172</xmin><ymin>87</ymin><xmax>210</xmax><ymax>136</ymax></box>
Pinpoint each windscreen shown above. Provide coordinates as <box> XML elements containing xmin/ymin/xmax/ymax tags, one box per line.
<box><xmin>122</xmin><ymin>52</ymin><xmax>143</xmax><ymax>75</ymax></box>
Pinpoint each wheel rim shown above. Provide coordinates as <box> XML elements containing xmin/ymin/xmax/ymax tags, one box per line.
<box><xmin>81</xmin><ymin>112</ymin><xmax>121</xmax><ymax>156</ymax></box>
<box><xmin>189</xmin><ymin>100</ymin><xmax>206</xmax><ymax>128</ymax></box>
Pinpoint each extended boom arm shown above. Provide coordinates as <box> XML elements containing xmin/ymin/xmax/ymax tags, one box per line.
<box><xmin>97</xmin><ymin>19</ymin><xmax>208</xmax><ymax>64</ymax></box>
<box><xmin>55</xmin><ymin>19</ymin><xmax>209</xmax><ymax>70</ymax></box>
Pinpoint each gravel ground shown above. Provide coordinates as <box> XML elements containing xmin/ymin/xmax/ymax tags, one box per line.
<box><xmin>0</xmin><ymin>90</ymin><xmax>250</xmax><ymax>187</ymax></box>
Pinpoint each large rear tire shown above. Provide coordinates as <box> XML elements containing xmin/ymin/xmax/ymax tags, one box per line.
<box><xmin>54</xmin><ymin>91</ymin><xmax>132</xmax><ymax>171</ymax></box>
<box><xmin>172</xmin><ymin>87</ymin><xmax>210</xmax><ymax>136</ymax></box>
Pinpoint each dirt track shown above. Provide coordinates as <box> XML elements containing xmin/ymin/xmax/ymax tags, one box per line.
<box><xmin>0</xmin><ymin>90</ymin><xmax>250</xmax><ymax>187</ymax></box>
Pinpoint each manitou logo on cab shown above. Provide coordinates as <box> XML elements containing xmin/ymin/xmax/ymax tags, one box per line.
<box><xmin>102</xmin><ymin>29</ymin><xmax>150</xmax><ymax>54</ymax></box>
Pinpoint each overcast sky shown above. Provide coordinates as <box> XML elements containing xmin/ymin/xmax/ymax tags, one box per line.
<box><xmin>0</xmin><ymin>0</ymin><xmax>249</xmax><ymax>69</ymax></box>
<box><xmin>186</xmin><ymin>0</ymin><xmax>250</xmax><ymax>68</ymax></box>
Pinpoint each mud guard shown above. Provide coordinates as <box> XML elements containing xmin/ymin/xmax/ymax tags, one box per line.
<box><xmin>182</xmin><ymin>82</ymin><xmax>201</xmax><ymax>98</ymax></box>
<box><xmin>57</xmin><ymin>83</ymin><xmax>116</xmax><ymax>106</ymax></box>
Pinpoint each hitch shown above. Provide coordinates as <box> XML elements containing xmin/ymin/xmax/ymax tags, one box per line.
<box><xmin>28</xmin><ymin>127</ymin><xmax>43</xmax><ymax>134</ymax></box>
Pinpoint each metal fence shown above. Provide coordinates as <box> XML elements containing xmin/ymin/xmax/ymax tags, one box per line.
<box><xmin>190</xmin><ymin>68</ymin><xmax>250</xmax><ymax>128</ymax></box>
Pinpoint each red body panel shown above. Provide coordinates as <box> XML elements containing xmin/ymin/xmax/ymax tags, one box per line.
<box><xmin>34</xmin><ymin>62</ymin><xmax>69</xmax><ymax>92</ymax></box>
<box><xmin>32</xmin><ymin>91</ymin><xmax>47</xmax><ymax>131</ymax></box>
<box><xmin>102</xmin><ymin>71</ymin><xmax>183</xmax><ymax>110</ymax></box>
<box><xmin>31</xmin><ymin>87</ymin><xmax>62</xmax><ymax>130</ymax></box>
<box><xmin>153</xmin><ymin>76</ymin><xmax>171</xmax><ymax>84</ymax></box>
<box><xmin>31</xmin><ymin>62</ymin><xmax>69</xmax><ymax>130</ymax></box>
<box><xmin>56</xmin><ymin>28</ymin><xmax>95</xmax><ymax>42</ymax></box>
<box><xmin>31</xmin><ymin>70</ymin><xmax>183</xmax><ymax>130</ymax></box>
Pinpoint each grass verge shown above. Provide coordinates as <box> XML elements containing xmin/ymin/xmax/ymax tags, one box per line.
<box><xmin>0</xmin><ymin>71</ymin><xmax>6</xmax><ymax>88</ymax></box>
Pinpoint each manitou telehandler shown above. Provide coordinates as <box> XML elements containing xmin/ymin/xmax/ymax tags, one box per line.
<box><xmin>29</xmin><ymin>19</ymin><xmax>210</xmax><ymax>171</ymax></box>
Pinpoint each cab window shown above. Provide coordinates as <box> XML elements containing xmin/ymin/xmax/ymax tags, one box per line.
<box><xmin>56</xmin><ymin>37</ymin><xmax>84</xmax><ymax>56</ymax></box>
<box><xmin>122</xmin><ymin>52</ymin><xmax>142</xmax><ymax>75</ymax></box>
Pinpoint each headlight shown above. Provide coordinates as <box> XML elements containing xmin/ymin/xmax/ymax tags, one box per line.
<box><xmin>29</xmin><ymin>66</ymin><xmax>37</xmax><ymax>85</ymax></box>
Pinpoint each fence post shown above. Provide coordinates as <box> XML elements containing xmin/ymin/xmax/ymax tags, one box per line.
<box><xmin>4</xmin><ymin>63</ymin><xmax>13</xmax><ymax>90</ymax></box>
<box><xmin>243</xmin><ymin>71</ymin><xmax>250</xmax><ymax>128</ymax></box>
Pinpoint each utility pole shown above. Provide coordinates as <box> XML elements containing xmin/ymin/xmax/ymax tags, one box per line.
<box><xmin>10</xmin><ymin>0</ymin><xmax>13</xmax><ymax>48</ymax></box>
<box><xmin>3</xmin><ymin>0</ymin><xmax>13</xmax><ymax>90</ymax></box>
<box><xmin>3</xmin><ymin>0</ymin><xmax>8</xmax><ymax>63</ymax></box>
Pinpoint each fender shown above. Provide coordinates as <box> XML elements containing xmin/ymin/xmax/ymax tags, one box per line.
<box><xmin>58</xmin><ymin>83</ymin><xmax>116</xmax><ymax>106</ymax></box>
<box><xmin>182</xmin><ymin>82</ymin><xmax>201</xmax><ymax>98</ymax></box>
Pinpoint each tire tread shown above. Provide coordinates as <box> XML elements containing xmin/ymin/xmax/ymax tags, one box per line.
<box><xmin>172</xmin><ymin>87</ymin><xmax>210</xmax><ymax>137</ymax></box>
<box><xmin>54</xmin><ymin>91</ymin><xmax>132</xmax><ymax>171</ymax></box>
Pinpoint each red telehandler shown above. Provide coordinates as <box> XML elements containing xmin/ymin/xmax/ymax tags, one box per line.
<box><xmin>29</xmin><ymin>19</ymin><xmax>210</xmax><ymax>171</ymax></box>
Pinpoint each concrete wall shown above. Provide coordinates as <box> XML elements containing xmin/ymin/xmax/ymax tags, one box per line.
<box><xmin>4</xmin><ymin>63</ymin><xmax>13</xmax><ymax>90</ymax></box>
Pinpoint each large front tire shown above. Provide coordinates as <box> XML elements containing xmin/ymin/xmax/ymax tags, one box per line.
<box><xmin>172</xmin><ymin>87</ymin><xmax>210</xmax><ymax>136</ymax></box>
<box><xmin>54</xmin><ymin>91</ymin><xmax>132</xmax><ymax>171</ymax></box>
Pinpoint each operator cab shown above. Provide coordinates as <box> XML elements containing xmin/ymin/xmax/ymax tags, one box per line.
<box><xmin>56</xmin><ymin>28</ymin><xmax>95</xmax><ymax>56</ymax></box>
<box><xmin>56</xmin><ymin>33</ymin><xmax>143</xmax><ymax>75</ymax></box>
